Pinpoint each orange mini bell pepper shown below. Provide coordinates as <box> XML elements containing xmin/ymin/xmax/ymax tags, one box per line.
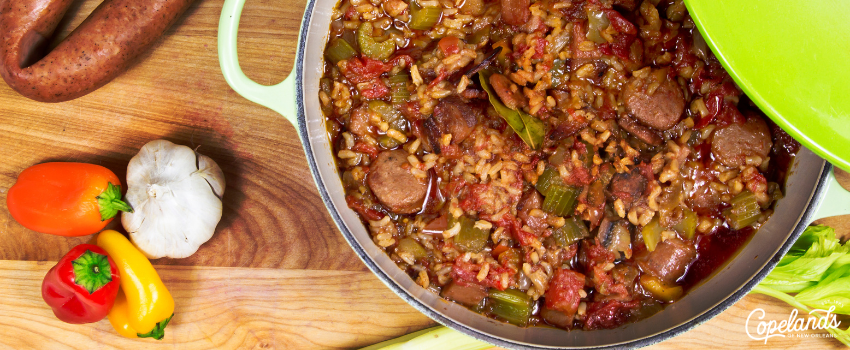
<box><xmin>6</xmin><ymin>162</ymin><xmax>133</xmax><ymax>236</ymax></box>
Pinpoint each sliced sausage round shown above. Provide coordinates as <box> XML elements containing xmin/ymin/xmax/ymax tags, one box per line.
<box><xmin>622</xmin><ymin>68</ymin><xmax>685</xmax><ymax>131</ymax></box>
<box><xmin>607</xmin><ymin>170</ymin><xmax>648</xmax><ymax>207</ymax></box>
<box><xmin>348</xmin><ymin>105</ymin><xmax>374</xmax><ymax>137</ymax></box>
<box><xmin>711</xmin><ymin>116</ymin><xmax>773</xmax><ymax>167</ymax></box>
<box><xmin>367</xmin><ymin>150</ymin><xmax>428</xmax><ymax>214</ymax></box>
<box><xmin>617</xmin><ymin>114</ymin><xmax>662</xmax><ymax>146</ymax></box>
<box><xmin>500</xmin><ymin>0</ymin><xmax>530</xmax><ymax>26</ymax></box>
<box><xmin>441</xmin><ymin>281</ymin><xmax>488</xmax><ymax>307</ymax></box>
<box><xmin>433</xmin><ymin>96</ymin><xmax>480</xmax><ymax>144</ymax></box>
<box><xmin>638</xmin><ymin>238</ymin><xmax>696</xmax><ymax>285</ymax></box>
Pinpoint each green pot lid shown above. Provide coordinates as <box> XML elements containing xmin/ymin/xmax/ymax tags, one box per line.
<box><xmin>684</xmin><ymin>0</ymin><xmax>850</xmax><ymax>172</ymax></box>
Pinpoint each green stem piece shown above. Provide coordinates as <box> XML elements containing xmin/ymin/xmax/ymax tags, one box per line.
<box><xmin>72</xmin><ymin>250</ymin><xmax>113</xmax><ymax>294</ymax></box>
<box><xmin>137</xmin><ymin>313</ymin><xmax>174</xmax><ymax>340</ymax></box>
<box><xmin>96</xmin><ymin>182</ymin><xmax>134</xmax><ymax>221</ymax></box>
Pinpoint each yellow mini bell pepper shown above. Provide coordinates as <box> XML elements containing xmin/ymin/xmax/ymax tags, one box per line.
<box><xmin>108</xmin><ymin>289</ymin><xmax>138</xmax><ymax>338</ymax></box>
<box><xmin>97</xmin><ymin>230</ymin><xmax>174</xmax><ymax>339</ymax></box>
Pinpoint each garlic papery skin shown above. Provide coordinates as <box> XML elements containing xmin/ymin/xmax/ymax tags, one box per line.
<box><xmin>121</xmin><ymin>139</ymin><xmax>225</xmax><ymax>259</ymax></box>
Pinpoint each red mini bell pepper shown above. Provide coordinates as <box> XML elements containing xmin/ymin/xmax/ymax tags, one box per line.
<box><xmin>41</xmin><ymin>244</ymin><xmax>120</xmax><ymax>324</ymax></box>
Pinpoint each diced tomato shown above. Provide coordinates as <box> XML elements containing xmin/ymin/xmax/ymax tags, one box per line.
<box><xmin>604</xmin><ymin>9</ymin><xmax>636</xmax><ymax>35</ymax></box>
<box><xmin>598</xmin><ymin>33</ymin><xmax>636</xmax><ymax>59</ymax></box>
<box><xmin>445</xmin><ymin>175</ymin><xmax>468</xmax><ymax>197</ymax></box>
<box><xmin>583</xmin><ymin>300</ymin><xmax>640</xmax><ymax>330</ymax></box>
<box><xmin>545</xmin><ymin>269</ymin><xmax>586</xmax><ymax>317</ymax></box>
<box><xmin>389</xmin><ymin>54</ymin><xmax>414</xmax><ymax>67</ymax></box>
<box><xmin>583</xmin><ymin>239</ymin><xmax>614</xmax><ymax>269</ymax></box>
<box><xmin>533</xmin><ymin>38</ymin><xmax>547</xmax><ymax>59</ymax></box>
<box><xmin>590</xmin><ymin>265</ymin><xmax>630</xmax><ymax>300</ymax></box>
<box><xmin>567</xmin><ymin>165</ymin><xmax>593</xmax><ymax>187</ymax></box>
<box><xmin>339</xmin><ymin>56</ymin><xmax>392</xmax><ymax>84</ymax></box>
<box><xmin>459</xmin><ymin>184</ymin><xmax>489</xmax><ymax>212</ymax></box>
<box><xmin>451</xmin><ymin>258</ymin><xmax>515</xmax><ymax>290</ymax></box>
<box><xmin>352</xmin><ymin>142</ymin><xmax>379</xmax><ymax>159</ymax></box>
<box><xmin>345</xmin><ymin>195</ymin><xmax>384</xmax><ymax>221</ymax></box>
<box><xmin>571</xmin><ymin>21</ymin><xmax>603</xmax><ymax>59</ymax></box>
<box><xmin>428</xmin><ymin>70</ymin><xmax>450</xmax><ymax>89</ymax></box>
<box><xmin>672</xmin><ymin>34</ymin><xmax>698</xmax><ymax>77</ymax></box>
<box><xmin>344</xmin><ymin>5</ymin><xmax>358</xmax><ymax>20</ymax></box>
<box><xmin>399</xmin><ymin>101</ymin><xmax>422</xmax><ymax>121</ymax></box>
<box><xmin>359</xmin><ymin>79</ymin><xmax>390</xmax><ymax>99</ymax></box>
<box><xmin>514</xmin><ymin>228</ymin><xmax>538</xmax><ymax>247</ymax></box>
<box><xmin>440</xmin><ymin>144</ymin><xmax>463</xmax><ymax>159</ymax></box>
<box><xmin>695</xmin><ymin>91</ymin><xmax>744</xmax><ymax>129</ymax></box>
<box><xmin>438</xmin><ymin>36</ymin><xmax>462</xmax><ymax>56</ymax></box>
<box><xmin>745</xmin><ymin>172</ymin><xmax>768</xmax><ymax>194</ymax></box>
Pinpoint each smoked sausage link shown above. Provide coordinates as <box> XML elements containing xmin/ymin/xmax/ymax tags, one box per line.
<box><xmin>0</xmin><ymin>0</ymin><xmax>195</xmax><ymax>102</ymax></box>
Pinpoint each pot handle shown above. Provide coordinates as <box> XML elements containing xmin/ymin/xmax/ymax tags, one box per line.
<box><xmin>218</xmin><ymin>0</ymin><xmax>298</xmax><ymax>126</ymax></box>
<box><xmin>810</xmin><ymin>165</ymin><xmax>850</xmax><ymax>222</ymax></box>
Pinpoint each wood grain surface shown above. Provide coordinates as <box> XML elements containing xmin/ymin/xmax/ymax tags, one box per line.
<box><xmin>0</xmin><ymin>0</ymin><xmax>847</xmax><ymax>348</ymax></box>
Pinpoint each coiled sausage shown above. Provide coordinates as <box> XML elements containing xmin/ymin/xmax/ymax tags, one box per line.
<box><xmin>0</xmin><ymin>0</ymin><xmax>195</xmax><ymax>102</ymax></box>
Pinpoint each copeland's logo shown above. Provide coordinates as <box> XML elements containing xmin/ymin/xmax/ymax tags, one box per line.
<box><xmin>746</xmin><ymin>306</ymin><xmax>841</xmax><ymax>343</ymax></box>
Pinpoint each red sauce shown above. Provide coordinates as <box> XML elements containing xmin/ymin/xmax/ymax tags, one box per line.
<box><xmin>680</xmin><ymin>225</ymin><xmax>755</xmax><ymax>290</ymax></box>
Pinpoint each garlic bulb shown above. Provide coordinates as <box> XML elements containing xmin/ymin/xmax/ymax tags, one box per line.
<box><xmin>122</xmin><ymin>140</ymin><xmax>225</xmax><ymax>259</ymax></box>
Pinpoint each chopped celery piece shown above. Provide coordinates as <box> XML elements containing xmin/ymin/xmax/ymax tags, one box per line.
<box><xmin>674</xmin><ymin>208</ymin><xmax>698</xmax><ymax>240</ymax></box>
<box><xmin>397</xmin><ymin>237</ymin><xmax>428</xmax><ymax>259</ymax></box>
<box><xmin>535</xmin><ymin>167</ymin><xmax>563</xmax><ymax>196</ymax></box>
<box><xmin>552</xmin><ymin>217</ymin><xmax>589</xmax><ymax>246</ymax></box>
<box><xmin>368</xmin><ymin>100</ymin><xmax>408</xmax><ymax>132</ymax></box>
<box><xmin>409</xmin><ymin>2</ymin><xmax>442</xmax><ymax>30</ymax></box>
<box><xmin>542</xmin><ymin>184</ymin><xmax>580</xmax><ymax>217</ymax></box>
<box><xmin>724</xmin><ymin>190</ymin><xmax>761</xmax><ymax>230</ymax></box>
<box><xmin>488</xmin><ymin>288</ymin><xmax>532</xmax><ymax>326</ymax></box>
<box><xmin>454</xmin><ymin>217</ymin><xmax>489</xmax><ymax>253</ymax></box>
<box><xmin>357</xmin><ymin>22</ymin><xmax>396</xmax><ymax>60</ymax></box>
<box><xmin>470</xmin><ymin>25</ymin><xmax>491</xmax><ymax>46</ymax></box>
<box><xmin>642</xmin><ymin>216</ymin><xmax>663</xmax><ymax>252</ymax></box>
<box><xmin>550</xmin><ymin>59</ymin><xmax>568</xmax><ymax>89</ymax></box>
<box><xmin>326</xmin><ymin>38</ymin><xmax>358</xmax><ymax>64</ymax></box>
<box><xmin>389</xmin><ymin>74</ymin><xmax>410</xmax><ymax>105</ymax></box>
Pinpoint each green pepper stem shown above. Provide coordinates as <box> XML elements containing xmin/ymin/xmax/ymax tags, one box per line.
<box><xmin>137</xmin><ymin>313</ymin><xmax>174</xmax><ymax>340</ymax></box>
<box><xmin>72</xmin><ymin>250</ymin><xmax>113</xmax><ymax>294</ymax></box>
<box><xmin>96</xmin><ymin>182</ymin><xmax>134</xmax><ymax>221</ymax></box>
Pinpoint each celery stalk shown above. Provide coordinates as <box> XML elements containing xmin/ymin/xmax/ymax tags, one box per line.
<box><xmin>542</xmin><ymin>184</ymin><xmax>580</xmax><ymax>217</ymax></box>
<box><xmin>389</xmin><ymin>74</ymin><xmax>410</xmax><ymax>105</ymax></box>
<box><xmin>724</xmin><ymin>190</ymin><xmax>761</xmax><ymax>230</ymax></box>
<box><xmin>552</xmin><ymin>217</ymin><xmax>589</xmax><ymax>246</ymax></box>
<box><xmin>535</xmin><ymin>167</ymin><xmax>562</xmax><ymax>196</ymax></box>
<box><xmin>361</xmin><ymin>326</ymin><xmax>492</xmax><ymax>350</ymax></box>
<box><xmin>488</xmin><ymin>288</ymin><xmax>532</xmax><ymax>327</ymax></box>
<box><xmin>454</xmin><ymin>217</ymin><xmax>489</xmax><ymax>253</ymax></box>
<box><xmin>409</xmin><ymin>2</ymin><xmax>443</xmax><ymax>31</ymax></box>
<box><xmin>326</xmin><ymin>38</ymin><xmax>358</xmax><ymax>64</ymax></box>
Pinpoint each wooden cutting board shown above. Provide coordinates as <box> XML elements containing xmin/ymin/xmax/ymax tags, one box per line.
<box><xmin>0</xmin><ymin>0</ymin><xmax>847</xmax><ymax>348</ymax></box>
